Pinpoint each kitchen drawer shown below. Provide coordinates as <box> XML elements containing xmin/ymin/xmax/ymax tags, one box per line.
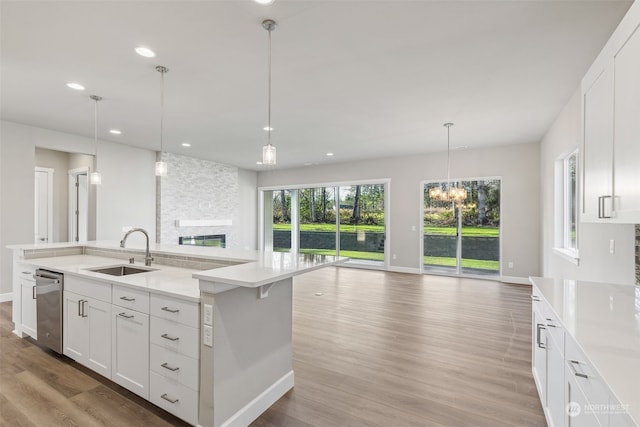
<box><xmin>65</xmin><ymin>275</ymin><xmax>111</xmax><ymax>302</ymax></box>
<box><xmin>566</xmin><ymin>335</ymin><xmax>610</xmax><ymax>426</ymax></box>
<box><xmin>17</xmin><ymin>264</ymin><xmax>36</xmax><ymax>282</ymax></box>
<box><xmin>150</xmin><ymin>318</ymin><xmax>199</xmax><ymax>359</ymax></box>
<box><xmin>113</xmin><ymin>285</ymin><xmax>149</xmax><ymax>314</ymax></box>
<box><xmin>150</xmin><ymin>294</ymin><xmax>199</xmax><ymax>328</ymax></box>
<box><xmin>150</xmin><ymin>371</ymin><xmax>198</xmax><ymax>426</ymax></box>
<box><xmin>150</xmin><ymin>343</ymin><xmax>199</xmax><ymax>391</ymax></box>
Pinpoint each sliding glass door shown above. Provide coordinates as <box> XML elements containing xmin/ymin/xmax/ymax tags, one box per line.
<box><xmin>423</xmin><ymin>178</ymin><xmax>501</xmax><ymax>276</ymax></box>
<box><xmin>263</xmin><ymin>182</ymin><xmax>387</xmax><ymax>267</ymax></box>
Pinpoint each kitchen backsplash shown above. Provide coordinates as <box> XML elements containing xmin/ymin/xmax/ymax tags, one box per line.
<box><xmin>636</xmin><ymin>224</ymin><xmax>639</xmax><ymax>285</ymax></box>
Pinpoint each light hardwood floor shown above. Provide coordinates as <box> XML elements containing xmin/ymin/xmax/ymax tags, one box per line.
<box><xmin>0</xmin><ymin>267</ymin><xmax>546</xmax><ymax>426</ymax></box>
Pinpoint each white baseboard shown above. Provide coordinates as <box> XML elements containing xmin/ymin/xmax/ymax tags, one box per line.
<box><xmin>387</xmin><ymin>266</ymin><xmax>421</xmax><ymax>274</ymax></box>
<box><xmin>220</xmin><ymin>370</ymin><xmax>294</xmax><ymax>427</ymax></box>
<box><xmin>0</xmin><ymin>292</ymin><xmax>13</xmax><ymax>303</ymax></box>
<box><xmin>500</xmin><ymin>276</ymin><xmax>531</xmax><ymax>285</ymax></box>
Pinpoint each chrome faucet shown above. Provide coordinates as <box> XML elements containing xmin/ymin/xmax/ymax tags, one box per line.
<box><xmin>120</xmin><ymin>228</ymin><xmax>154</xmax><ymax>266</ymax></box>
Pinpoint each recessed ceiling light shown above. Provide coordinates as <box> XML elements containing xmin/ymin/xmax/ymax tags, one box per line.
<box><xmin>263</xmin><ymin>126</ymin><xmax>273</xmax><ymax>131</ymax></box>
<box><xmin>109</xmin><ymin>129</ymin><xmax>122</xmax><ymax>135</ymax></box>
<box><xmin>135</xmin><ymin>46</ymin><xmax>155</xmax><ymax>58</ymax></box>
<box><xmin>254</xmin><ymin>0</ymin><xmax>275</xmax><ymax>4</ymax></box>
<box><xmin>326</xmin><ymin>152</ymin><xmax>334</xmax><ymax>157</ymax></box>
<box><xmin>66</xmin><ymin>82</ymin><xmax>85</xmax><ymax>91</ymax></box>
<box><xmin>256</xmin><ymin>161</ymin><xmax>263</xmax><ymax>165</ymax></box>
<box><xmin>181</xmin><ymin>142</ymin><xmax>191</xmax><ymax>147</ymax></box>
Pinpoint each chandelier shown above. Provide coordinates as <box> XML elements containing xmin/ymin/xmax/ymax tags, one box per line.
<box><xmin>428</xmin><ymin>123</ymin><xmax>467</xmax><ymax>204</ymax></box>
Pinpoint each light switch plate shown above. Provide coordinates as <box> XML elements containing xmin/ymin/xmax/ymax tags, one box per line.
<box><xmin>204</xmin><ymin>304</ymin><xmax>213</xmax><ymax>326</ymax></box>
<box><xmin>203</xmin><ymin>325</ymin><xmax>213</xmax><ymax>347</ymax></box>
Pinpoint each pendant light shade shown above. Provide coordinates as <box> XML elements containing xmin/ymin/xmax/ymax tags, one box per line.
<box><xmin>429</xmin><ymin>123</ymin><xmax>467</xmax><ymax>204</ymax></box>
<box><xmin>262</xmin><ymin>19</ymin><xmax>277</xmax><ymax>165</ymax></box>
<box><xmin>89</xmin><ymin>95</ymin><xmax>102</xmax><ymax>185</ymax></box>
<box><xmin>156</xmin><ymin>65</ymin><xmax>169</xmax><ymax>177</ymax></box>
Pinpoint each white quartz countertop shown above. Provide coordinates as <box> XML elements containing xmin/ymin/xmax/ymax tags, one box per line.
<box><xmin>530</xmin><ymin>277</ymin><xmax>640</xmax><ymax>425</ymax></box>
<box><xmin>22</xmin><ymin>255</ymin><xmax>201</xmax><ymax>301</ymax></box>
<box><xmin>193</xmin><ymin>251</ymin><xmax>348</xmax><ymax>288</ymax></box>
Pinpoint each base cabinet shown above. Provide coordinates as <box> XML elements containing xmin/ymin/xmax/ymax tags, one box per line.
<box><xmin>63</xmin><ymin>290</ymin><xmax>111</xmax><ymax>377</ymax></box>
<box><xmin>111</xmin><ymin>306</ymin><xmax>149</xmax><ymax>399</ymax></box>
<box><xmin>20</xmin><ymin>277</ymin><xmax>37</xmax><ymax>338</ymax></box>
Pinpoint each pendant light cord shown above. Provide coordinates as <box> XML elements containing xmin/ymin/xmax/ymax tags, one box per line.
<box><xmin>267</xmin><ymin>25</ymin><xmax>272</xmax><ymax>147</ymax></box>
<box><xmin>160</xmin><ymin>69</ymin><xmax>165</xmax><ymax>153</ymax></box>
<box><xmin>94</xmin><ymin>98</ymin><xmax>98</xmax><ymax>154</ymax></box>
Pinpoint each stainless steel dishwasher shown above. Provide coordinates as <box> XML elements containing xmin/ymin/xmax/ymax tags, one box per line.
<box><xmin>34</xmin><ymin>269</ymin><xmax>64</xmax><ymax>353</ymax></box>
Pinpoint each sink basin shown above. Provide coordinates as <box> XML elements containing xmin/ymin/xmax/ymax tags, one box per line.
<box><xmin>87</xmin><ymin>265</ymin><xmax>156</xmax><ymax>276</ymax></box>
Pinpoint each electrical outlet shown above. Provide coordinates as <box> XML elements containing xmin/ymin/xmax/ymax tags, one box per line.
<box><xmin>393</xmin><ymin>254</ymin><xmax>397</xmax><ymax>260</ymax></box>
<box><xmin>203</xmin><ymin>325</ymin><xmax>213</xmax><ymax>347</ymax></box>
<box><xmin>204</xmin><ymin>304</ymin><xmax>213</xmax><ymax>326</ymax></box>
<box><xmin>609</xmin><ymin>239</ymin><xmax>615</xmax><ymax>254</ymax></box>
<box><xmin>508</xmin><ymin>262</ymin><xmax>514</xmax><ymax>269</ymax></box>
<box><xmin>411</xmin><ymin>225</ymin><xmax>416</xmax><ymax>231</ymax></box>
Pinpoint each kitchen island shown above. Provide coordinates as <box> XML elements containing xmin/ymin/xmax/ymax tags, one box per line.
<box><xmin>8</xmin><ymin>241</ymin><xmax>346</xmax><ymax>427</ymax></box>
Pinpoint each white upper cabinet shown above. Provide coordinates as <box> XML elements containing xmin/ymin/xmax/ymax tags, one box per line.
<box><xmin>581</xmin><ymin>2</ymin><xmax>640</xmax><ymax>223</ymax></box>
<box><xmin>612</xmin><ymin>26</ymin><xmax>640</xmax><ymax>221</ymax></box>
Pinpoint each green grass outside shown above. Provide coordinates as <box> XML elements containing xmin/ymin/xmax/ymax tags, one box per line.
<box><xmin>275</xmin><ymin>247</ymin><xmax>385</xmax><ymax>261</ymax></box>
<box><xmin>273</xmin><ymin>223</ymin><xmax>498</xmax><ymax>237</ymax></box>
<box><xmin>424</xmin><ymin>256</ymin><xmax>499</xmax><ymax>271</ymax></box>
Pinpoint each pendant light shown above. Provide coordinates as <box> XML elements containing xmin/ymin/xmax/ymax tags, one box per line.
<box><xmin>262</xmin><ymin>19</ymin><xmax>277</xmax><ymax>165</ymax></box>
<box><xmin>429</xmin><ymin>123</ymin><xmax>467</xmax><ymax>204</ymax></box>
<box><xmin>155</xmin><ymin>65</ymin><xmax>169</xmax><ymax>176</ymax></box>
<box><xmin>89</xmin><ymin>95</ymin><xmax>102</xmax><ymax>185</ymax></box>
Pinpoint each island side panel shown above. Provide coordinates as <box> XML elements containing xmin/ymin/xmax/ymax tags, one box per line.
<box><xmin>199</xmin><ymin>278</ymin><xmax>294</xmax><ymax>427</ymax></box>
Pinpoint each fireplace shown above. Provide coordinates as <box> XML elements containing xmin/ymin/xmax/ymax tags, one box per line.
<box><xmin>179</xmin><ymin>234</ymin><xmax>226</xmax><ymax>248</ymax></box>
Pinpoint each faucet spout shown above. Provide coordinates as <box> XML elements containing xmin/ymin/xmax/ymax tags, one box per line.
<box><xmin>120</xmin><ymin>228</ymin><xmax>154</xmax><ymax>266</ymax></box>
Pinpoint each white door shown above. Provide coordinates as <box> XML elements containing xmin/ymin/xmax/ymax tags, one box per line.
<box><xmin>34</xmin><ymin>167</ymin><xmax>54</xmax><ymax>243</ymax></box>
<box><xmin>68</xmin><ymin>168</ymin><xmax>89</xmax><ymax>242</ymax></box>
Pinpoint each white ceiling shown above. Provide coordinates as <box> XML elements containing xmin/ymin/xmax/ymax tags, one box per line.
<box><xmin>0</xmin><ymin>0</ymin><xmax>632</xmax><ymax>171</ymax></box>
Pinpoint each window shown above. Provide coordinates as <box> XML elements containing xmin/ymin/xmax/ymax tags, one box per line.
<box><xmin>554</xmin><ymin>150</ymin><xmax>579</xmax><ymax>262</ymax></box>
<box><xmin>563</xmin><ymin>151</ymin><xmax>578</xmax><ymax>251</ymax></box>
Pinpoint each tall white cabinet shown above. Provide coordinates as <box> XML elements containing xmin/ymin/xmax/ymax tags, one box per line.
<box><xmin>581</xmin><ymin>2</ymin><xmax>640</xmax><ymax>223</ymax></box>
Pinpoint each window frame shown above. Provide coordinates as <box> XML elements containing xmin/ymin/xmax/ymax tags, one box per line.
<box><xmin>554</xmin><ymin>149</ymin><xmax>580</xmax><ymax>263</ymax></box>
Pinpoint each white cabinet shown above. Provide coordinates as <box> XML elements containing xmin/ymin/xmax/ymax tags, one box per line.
<box><xmin>18</xmin><ymin>267</ymin><xmax>37</xmax><ymax>339</ymax></box>
<box><xmin>111</xmin><ymin>299</ymin><xmax>150</xmax><ymax>400</ymax></box>
<box><xmin>612</xmin><ymin>24</ymin><xmax>640</xmax><ymax>221</ymax></box>
<box><xmin>581</xmin><ymin>4</ymin><xmax>640</xmax><ymax>223</ymax></box>
<box><xmin>148</xmin><ymin>293</ymin><xmax>200</xmax><ymax>425</ymax></box>
<box><xmin>581</xmin><ymin>63</ymin><xmax>614</xmax><ymax>221</ymax></box>
<box><xmin>532</xmin><ymin>299</ymin><xmax>547</xmax><ymax>402</ymax></box>
<box><xmin>62</xmin><ymin>276</ymin><xmax>111</xmax><ymax>378</ymax></box>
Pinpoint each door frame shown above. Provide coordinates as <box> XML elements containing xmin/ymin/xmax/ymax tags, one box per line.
<box><xmin>68</xmin><ymin>167</ymin><xmax>89</xmax><ymax>242</ymax></box>
<box><xmin>34</xmin><ymin>166</ymin><xmax>54</xmax><ymax>244</ymax></box>
<box><xmin>419</xmin><ymin>176</ymin><xmax>503</xmax><ymax>279</ymax></box>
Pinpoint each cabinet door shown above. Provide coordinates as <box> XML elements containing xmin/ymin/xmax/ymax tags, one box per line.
<box><xmin>566</xmin><ymin>373</ymin><xmax>603</xmax><ymax>427</ymax></box>
<box><xmin>582</xmin><ymin>63</ymin><xmax>614</xmax><ymax>222</ymax></box>
<box><xmin>112</xmin><ymin>306</ymin><xmax>149</xmax><ymax>399</ymax></box>
<box><xmin>20</xmin><ymin>280</ymin><xmax>37</xmax><ymax>339</ymax></box>
<box><xmin>85</xmin><ymin>298</ymin><xmax>111</xmax><ymax>377</ymax></box>
<box><xmin>613</xmin><ymin>25</ymin><xmax>640</xmax><ymax>222</ymax></box>
<box><xmin>63</xmin><ymin>291</ymin><xmax>88</xmax><ymax>361</ymax></box>
<box><xmin>532</xmin><ymin>306</ymin><xmax>547</xmax><ymax>403</ymax></box>
<box><xmin>547</xmin><ymin>331</ymin><xmax>565</xmax><ymax>427</ymax></box>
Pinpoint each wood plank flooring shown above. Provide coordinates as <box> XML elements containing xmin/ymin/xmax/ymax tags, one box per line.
<box><xmin>0</xmin><ymin>268</ymin><xmax>546</xmax><ymax>426</ymax></box>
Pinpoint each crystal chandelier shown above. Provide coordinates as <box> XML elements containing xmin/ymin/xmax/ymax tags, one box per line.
<box><xmin>429</xmin><ymin>123</ymin><xmax>467</xmax><ymax>204</ymax></box>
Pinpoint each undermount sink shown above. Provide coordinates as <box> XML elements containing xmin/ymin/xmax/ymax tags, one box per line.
<box><xmin>86</xmin><ymin>265</ymin><xmax>157</xmax><ymax>276</ymax></box>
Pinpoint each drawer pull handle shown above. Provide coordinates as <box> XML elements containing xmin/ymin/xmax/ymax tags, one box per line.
<box><xmin>160</xmin><ymin>393</ymin><xmax>179</xmax><ymax>404</ymax></box>
<box><xmin>569</xmin><ymin>360</ymin><xmax>589</xmax><ymax>379</ymax></box>
<box><xmin>119</xmin><ymin>296</ymin><xmax>136</xmax><ymax>302</ymax></box>
<box><xmin>161</xmin><ymin>362</ymin><xmax>180</xmax><ymax>372</ymax></box>
<box><xmin>531</xmin><ymin>296</ymin><xmax>540</xmax><ymax>301</ymax></box>
<box><xmin>161</xmin><ymin>333</ymin><xmax>180</xmax><ymax>342</ymax></box>
<box><xmin>546</xmin><ymin>319</ymin><xmax>558</xmax><ymax>328</ymax></box>
<box><xmin>22</xmin><ymin>271</ymin><xmax>32</xmax><ymax>275</ymax></box>
<box><xmin>118</xmin><ymin>312</ymin><xmax>134</xmax><ymax>319</ymax></box>
<box><xmin>161</xmin><ymin>306</ymin><xmax>180</xmax><ymax>313</ymax></box>
<box><xmin>536</xmin><ymin>323</ymin><xmax>546</xmax><ymax>349</ymax></box>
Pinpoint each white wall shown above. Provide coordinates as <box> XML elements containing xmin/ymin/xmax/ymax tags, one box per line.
<box><xmin>258</xmin><ymin>142</ymin><xmax>541</xmax><ymax>281</ymax></box>
<box><xmin>0</xmin><ymin>120</ymin><xmax>157</xmax><ymax>296</ymax></box>
<box><xmin>95</xmin><ymin>140</ymin><xmax>156</xmax><ymax>248</ymax></box>
<box><xmin>540</xmin><ymin>89</ymin><xmax>635</xmax><ymax>284</ymax></box>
